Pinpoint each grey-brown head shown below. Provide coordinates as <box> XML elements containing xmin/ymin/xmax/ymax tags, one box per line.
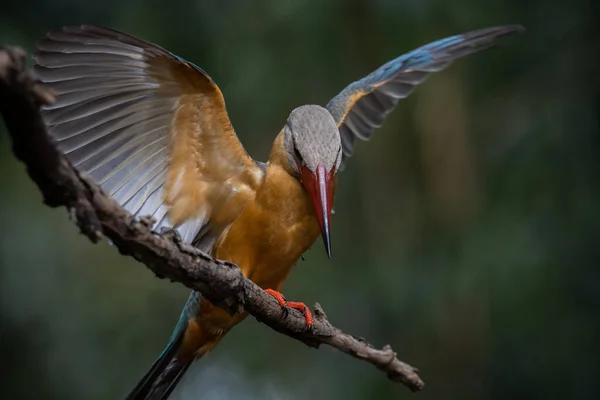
<box><xmin>283</xmin><ymin>105</ymin><xmax>342</xmax><ymax>258</ymax></box>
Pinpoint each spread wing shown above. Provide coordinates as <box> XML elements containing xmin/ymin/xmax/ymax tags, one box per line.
<box><xmin>326</xmin><ymin>25</ymin><xmax>524</xmax><ymax>169</ymax></box>
<box><xmin>33</xmin><ymin>25</ymin><xmax>263</xmax><ymax>247</ymax></box>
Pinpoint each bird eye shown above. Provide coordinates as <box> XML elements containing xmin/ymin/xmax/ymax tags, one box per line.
<box><xmin>292</xmin><ymin>141</ymin><xmax>303</xmax><ymax>164</ymax></box>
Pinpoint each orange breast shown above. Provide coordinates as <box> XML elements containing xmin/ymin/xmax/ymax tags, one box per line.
<box><xmin>213</xmin><ymin>163</ymin><xmax>321</xmax><ymax>289</ymax></box>
<box><xmin>186</xmin><ymin>163</ymin><xmax>323</xmax><ymax>355</ymax></box>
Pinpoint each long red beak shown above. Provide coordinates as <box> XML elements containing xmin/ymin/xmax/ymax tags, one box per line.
<box><xmin>301</xmin><ymin>163</ymin><xmax>335</xmax><ymax>258</ymax></box>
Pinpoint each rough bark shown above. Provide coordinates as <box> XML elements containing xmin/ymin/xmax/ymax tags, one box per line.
<box><xmin>0</xmin><ymin>46</ymin><xmax>424</xmax><ymax>391</ymax></box>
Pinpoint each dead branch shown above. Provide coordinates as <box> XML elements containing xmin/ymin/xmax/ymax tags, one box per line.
<box><xmin>0</xmin><ymin>46</ymin><xmax>424</xmax><ymax>391</ymax></box>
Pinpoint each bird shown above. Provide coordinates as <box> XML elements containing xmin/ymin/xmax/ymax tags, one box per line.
<box><xmin>33</xmin><ymin>23</ymin><xmax>523</xmax><ymax>399</ymax></box>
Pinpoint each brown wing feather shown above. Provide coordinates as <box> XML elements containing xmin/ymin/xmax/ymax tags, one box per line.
<box><xmin>34</xmin><ymin>25</ymin><xmax>263</xmax><ymax>248</ymax></box>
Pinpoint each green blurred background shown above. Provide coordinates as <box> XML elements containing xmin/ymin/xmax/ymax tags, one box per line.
<box><xmin>1</xmin><ymin>0</ymin><xmax>599</xmax><ymax>399</ymax></box>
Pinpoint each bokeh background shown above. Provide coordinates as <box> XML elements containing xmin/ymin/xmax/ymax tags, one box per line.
<box><xmin>1</xmin><ymin>0</ymin><xmax>599</xmax><ymax>399</ymax></box>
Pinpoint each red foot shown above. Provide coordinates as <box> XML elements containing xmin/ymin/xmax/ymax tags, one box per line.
<box><xmin>264</xmin><ymin>289</ymin><xmax>314</xmax><ymax>327</ymax></box>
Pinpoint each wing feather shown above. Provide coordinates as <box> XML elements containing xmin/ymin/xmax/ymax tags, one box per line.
<box><xmin>326</xmin><ymin>25</ymin><xmax>524</xmax><ymax>169</ymax></box>
<box><xmin>34</xmin><ymin>25</ymin><xmax>263</xmax><ymax>250</ymax></box>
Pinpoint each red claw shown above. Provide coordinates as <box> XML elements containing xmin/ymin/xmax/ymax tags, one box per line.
<box><xmin>264</xmin><ymin>289</ymin><xmax>314</xmax><ymax>328</ymax></box>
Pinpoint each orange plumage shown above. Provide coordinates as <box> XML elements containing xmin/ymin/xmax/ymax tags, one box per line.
<box><xmin>33</xmin><ymin>23</ymin><xmax>523</xmax><ymax>400</ymax></box>
<box><xmin>182</xmin><ymin>134</ymin><xmax>328</xmax><ymax>359</ymax></box>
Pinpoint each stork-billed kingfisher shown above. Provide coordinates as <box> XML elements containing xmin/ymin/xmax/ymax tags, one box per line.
<box><xmin>32</xmin><ymin>24</ymin><xmax>523</xmax><ymax>399</ymax></box>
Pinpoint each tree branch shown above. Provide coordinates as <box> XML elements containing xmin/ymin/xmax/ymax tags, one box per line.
<box><xmin>0</xmin><ymin>46</ymin><xmax>424</xmax><ymax>391</ymax></box>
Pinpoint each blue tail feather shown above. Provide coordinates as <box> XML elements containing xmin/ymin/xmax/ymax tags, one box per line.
<box><xmin>126</xmin><ymin>292</ymin><xmax>202</xmax><ymax>400</ymax></box>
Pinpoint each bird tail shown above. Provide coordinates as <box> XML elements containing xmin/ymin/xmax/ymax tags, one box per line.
<box><xmin>125</xmin><ymin>329</ymin><xmax>192</xmax><ymax>400</ymax></box>
<box><xmin>126</xmin><ymin>292</ymin><xmax>201</xmax><ymax>400</ymax></box>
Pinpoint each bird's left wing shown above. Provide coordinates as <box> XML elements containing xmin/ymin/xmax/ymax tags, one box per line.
<box><xmin>34</xmin><ymin>25</ymin><xmax>263</xmax><ymax>246</ymax></box>
<box><xmin>325</xmin><ymin>25</ymin><xmax>524</xmax><ymax>169</ymax></box>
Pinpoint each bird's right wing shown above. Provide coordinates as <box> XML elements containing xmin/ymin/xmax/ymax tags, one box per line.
<box><xmin>325</xmin><ymin>25</ymin><xmax>524</xmax><ymax>169</ymax></box>
<box><xmin>34</xmin><ymin>25</ymin><xmax>264</xmax><ymax>246</ymax></box>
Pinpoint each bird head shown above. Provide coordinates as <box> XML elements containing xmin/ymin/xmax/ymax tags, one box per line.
<box><xmin>284</xmin><ymin>105</ymin><xmax>342</xmax><ymax>258</ymax></box>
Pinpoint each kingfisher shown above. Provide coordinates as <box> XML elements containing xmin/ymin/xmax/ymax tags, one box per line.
<box><xmin>33</xmin><ymin>24</ymin><xmax>522</xmax><ymax>399</ymax></box>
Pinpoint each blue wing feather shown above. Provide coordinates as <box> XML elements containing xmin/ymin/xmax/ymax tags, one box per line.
<box><xmin>326</xmin><ymin>25</ymin><xmax>524</xmax><ymax>168</ymax></box>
